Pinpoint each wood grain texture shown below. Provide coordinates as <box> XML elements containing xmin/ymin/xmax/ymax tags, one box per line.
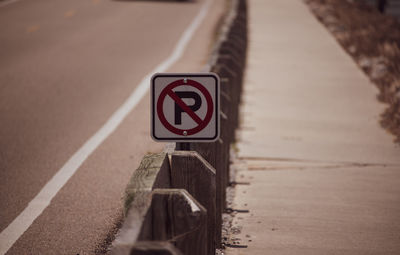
<box><xmin>189</xmin><ymin>142</ymin><xmax>227</xmax><ymax>248</ymax></box>
<box><xmin>124</xmin><ymin>153</ymin><xmax>171</xmax><ymax>215</ymax></box>
<box><xmin>211</xmin><ymin>64</ymin><xmax>239</xmax><ymax>132</ymax></box>
<box><xmin>150</xmin><ymin>189</ymin><xmax>207</xmax><ymax>255</ymax></box>
<box><xmin>170</xmin><ymin>151</ymin><xmax>217</xmax><ymax>254</ymax></box>
<box><xmin>111</xmin><ymin>153</ymin><xmax>171</xmax><ymax>254</ymax></box>
<box><xmin>131</xmin><ymin>241</ymin><xmax>183</xmax><ymax>255</ymax></box>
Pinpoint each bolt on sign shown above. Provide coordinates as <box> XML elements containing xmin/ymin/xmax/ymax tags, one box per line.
<box><xmin>151</xmin><ymin>73</ymin><xmax>220</xmax><ymax>142</ymax></box>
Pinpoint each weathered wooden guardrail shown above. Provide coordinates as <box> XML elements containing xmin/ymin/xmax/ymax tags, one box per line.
<box><xmin>111</xmin><ymin>0</ymin><xmax>247</xmax><ymax>254</ymax></box>
<box><xmin>112</xmin><ymin>153</ymin><xmax>212</xmax><ymax>255</ymax></box>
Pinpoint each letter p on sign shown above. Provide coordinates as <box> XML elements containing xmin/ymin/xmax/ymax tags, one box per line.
<box><xmin>151</xmin><ymin>73</ymin><xmax>220</xmax><ymax>142</ymax></box>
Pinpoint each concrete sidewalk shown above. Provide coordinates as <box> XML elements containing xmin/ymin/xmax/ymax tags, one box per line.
<box><xmin>225</xmin><ymin>0</ymin><xmax>400</xmax><ymax>254</ymax></box>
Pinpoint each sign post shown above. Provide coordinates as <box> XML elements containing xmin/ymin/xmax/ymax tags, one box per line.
<box><xmin>151</xmin><ymin>73</ymin><xmax>220</xmax><ymax>143</ymax></box>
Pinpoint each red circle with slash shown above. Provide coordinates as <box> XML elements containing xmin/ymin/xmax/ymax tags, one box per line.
<box><xmin>157</xmin><ymin>79</ymin><xmax>213</xmax><ymax>136</ymax></box>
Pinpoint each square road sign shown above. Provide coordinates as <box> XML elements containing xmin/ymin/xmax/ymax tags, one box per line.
<box><xmin>151</xmin><ymin>73</ymin><xmax>220</xmax><ymax>142</ymax></box>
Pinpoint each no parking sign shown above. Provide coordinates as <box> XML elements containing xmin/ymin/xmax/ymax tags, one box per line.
<box><xmin>151</xmin><ymin>73</ymin><xmax>220</xmax><ymax>142</ymax></box>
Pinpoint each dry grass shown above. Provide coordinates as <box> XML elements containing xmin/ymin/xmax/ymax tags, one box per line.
<box><xmin>305</xmin><ymin>0</ymin><xmax>400</xmax><ymax>142</ymax></box>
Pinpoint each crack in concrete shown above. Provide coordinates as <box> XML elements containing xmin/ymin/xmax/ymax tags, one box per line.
<box><xmin>237</xmin><ymin>156</ymin><xmax>399</xmax><ymax>171</ymax></box>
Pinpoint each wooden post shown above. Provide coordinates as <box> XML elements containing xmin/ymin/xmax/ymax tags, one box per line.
<box><xmin>189</xmin><ymin>141</ymin><xmax>227</xmax><ymax>249</ymax></box>
<box><xmin>150</xmin><ymin>189</ymin><xmax>207</xmax><ymax>255</ymax></box>
<box><xmin>219</xmin><ymin>114</ymin><xmax>230</xmax><ymax>206</ymax></box>
<box><xmin>111</xmin><ymin>153</ymin><xmax>172</xmax><ymax>255</ymax></box>
<box><xmin>131</xmin><ymin>241</ymin><xmax>183</xmax><ymax>255</ymax></box>
<box><xmin>175</xmin><ymin>142</ymin><xmax>190</xmax><ymax>151</ymax></box>
<box><xmin>112</xmin><ymin>188</ymin><xmax>207</xmax><ymax>255</ymax></box>
<box><xmin>211</xmin><ymin>64</ymin><xmax>239</xmax><ymax>131</ymax></box>
<box><xmin>170</xmin><ymin>151</ymin><xmax>217</xmax><ymax>255</ymax></box>
<box><xmin>220</xmin><ymin>78</ymin><xmax>235</xmax><ymax>145</ymax></box>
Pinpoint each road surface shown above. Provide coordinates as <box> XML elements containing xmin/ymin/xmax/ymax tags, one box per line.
<box><xmin>0</xmin><ymin>0</ymin><xmax>225</xmax><ymax>254</ymax></box>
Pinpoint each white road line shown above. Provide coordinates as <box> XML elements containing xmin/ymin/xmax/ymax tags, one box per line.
<box><xmin>0</xmin><ymin>0</ymin><xmax>19</xmax><ymax>8</ymax></box>
<box><xmin>0</xmin><ymin>0</ymin><xmax>212</xmax><ymax>253</ymax></box>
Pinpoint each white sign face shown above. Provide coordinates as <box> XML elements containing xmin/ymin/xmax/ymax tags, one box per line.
<box><xmin>151</xmin><ymin>73</ymin><xmax>220</xmax><ymax>142</ymax></box>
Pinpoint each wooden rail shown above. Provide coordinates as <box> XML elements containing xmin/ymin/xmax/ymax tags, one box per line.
<box><xmin>111</xmin><ymin>0</ymin><xmax>247</xmax><ymax>254</ymax></box>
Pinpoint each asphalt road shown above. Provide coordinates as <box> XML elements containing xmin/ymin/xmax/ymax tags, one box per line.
<box><xmin>0</xmin><ymin>0</ymin><xmax>224</xmax><ymax>254</ymax></box>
